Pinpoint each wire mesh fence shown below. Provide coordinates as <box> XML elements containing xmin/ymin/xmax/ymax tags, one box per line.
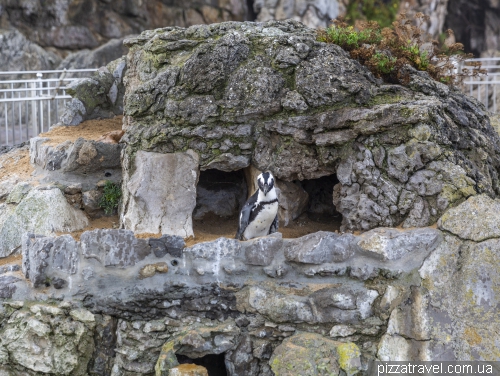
<box><xmin>0</xmin><ymin>69</ymin><xmax>97</xmax><ymax>147</ymax></box>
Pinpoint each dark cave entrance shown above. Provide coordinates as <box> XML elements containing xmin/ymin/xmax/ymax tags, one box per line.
<box><xmin>191</xmin><ymin>168</ymin><xmax>248</xmax><ymax>242</ymax></box>
<box><xmin>245</xmin><ymin>0</ymin><xmax>257</xmax><ymax>21</ymax></box>
<box><xmin>286</xmin><ymin>174</ymin><xmax>342</xmax><ymax>234</ymax></box>
<box><xmin>301</xmin><ymin>174</ymin><xmax>341</xmax><ymax>223</ymax></box>
<box><xmin>190</xmin><ymin>169</ymin><xmax>342</xmax><ymax>244</ymax></box>
<box><xmin>177</xmin><ymin>353</ymin><xmax>228</xmax><ymax>376</ymax></box>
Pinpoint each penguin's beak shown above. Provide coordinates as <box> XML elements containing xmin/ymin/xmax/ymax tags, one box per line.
<box><xmin>263</xmin><ymin>183</ymin><xmax>269</xmax><ymax>195</ymax></box>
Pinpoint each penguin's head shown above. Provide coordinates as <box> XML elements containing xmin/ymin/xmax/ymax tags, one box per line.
<box><xmin>257</xmin><ymin>171</ymin><xmax>275</xmax><ymax>196</ymax></box>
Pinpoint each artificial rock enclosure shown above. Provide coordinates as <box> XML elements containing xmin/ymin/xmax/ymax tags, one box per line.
<box><xmin>1</xmin><ymin>19</ymin><xmax>500</xmax><ymax>376</ymax></box>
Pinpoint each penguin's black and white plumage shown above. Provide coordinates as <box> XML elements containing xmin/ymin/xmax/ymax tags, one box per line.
<box><xmin>235</xmin><ymin>171</ymin><xmax>279</xmax><ymax>241</ymax></box>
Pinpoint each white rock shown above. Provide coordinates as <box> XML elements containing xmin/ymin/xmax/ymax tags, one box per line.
<box><xmin>377</xmin><ymin>334</ymin><xmax>411</xmax><ymax>361</ymax></box>
<box><xmin>329</xmin><ymin>324</ymin><xmax>356</xmax><ymax>337</ymax></box>
<box><xmin>380</xmin><ymin>285</ymin><xmax>399</xmax><ymax>311</ymax></box>
<box><xmin>122</xmin><ymin>150</ymin><xmax>199</xmax><ymax>238</ymax></box>
<box><xmin>70</xmin><ymin>308</ymin><xmax>95</xmax><ymax>324</ymax></box>
<box><xmin>0</xmin><ymin>188</ymin><xmax>89</xmax><ymax>257</ymax></box>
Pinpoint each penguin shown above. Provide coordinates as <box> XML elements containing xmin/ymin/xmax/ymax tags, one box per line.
<box><xmin>235</xmin><ymin>171</ymin><xmax>279</xmax><ymax>241</ymax></box>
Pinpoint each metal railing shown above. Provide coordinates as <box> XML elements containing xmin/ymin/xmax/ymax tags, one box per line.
<box><xmin>0</xmin><ymin>69</ymin><xmax>97</xmax><ymax>146</ymax></box>
<box><xmin>461</xmin><ymin>57</ymin><xmax>500</xmax><ymax>114</ymax></box>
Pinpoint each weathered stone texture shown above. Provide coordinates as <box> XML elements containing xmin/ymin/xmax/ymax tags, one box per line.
<box><xmin>122</xmin><ymin>150</ymin><xmax>199</xmax><ymax>237</ymax></box>
<box><xmin>0</xmin><ymin>188</ymin><xmax>88</xmax><ymax>257</ymax></box>
<box><xmin>121</xmin><ymin>20</ymin><xmax>500</xmax><ymax>232</ymax></box>
<box><xmin>60</xmin><ymin>58</ymin><xmax>127</xmax><ymax>126</ymax></box>
<box><xmin>438</xmin><ymin>194</ymin><xmax>500</xmax><ymax>241</ymax></box>
<box><xmin>269</xmin><ymin>332</ymin><xmax>361</xmax><ymax>376</ymax></box>
<box><xmin>4</xmin><ymin>199</ymin><xmax>500</xmax><ymax>372</ymax></box>
<box><xmin>0</xmin><ymin>303</ymin><xmax>95</xmax><ymax>375</ymax></box>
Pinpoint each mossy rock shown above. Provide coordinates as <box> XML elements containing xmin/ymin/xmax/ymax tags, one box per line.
<box><xmin>269</xmin><ymin>332</ymin><xmax>362</xmax><ymax>376</ymax></box>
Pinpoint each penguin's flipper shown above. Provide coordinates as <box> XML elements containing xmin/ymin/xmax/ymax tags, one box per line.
<box><xmin>235</xmin><ymin>201</ymin><xmax>253</xmax><ymax>240</ymax></box>
<box><xmin>268</xmin><ymin>214</ymin><xmax>279</xmax><ymax>235</ymax></box>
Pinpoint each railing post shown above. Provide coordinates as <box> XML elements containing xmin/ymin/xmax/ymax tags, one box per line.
<box><xmin>31</xmin><ymin>82</ymin><xmax>37</xmax><ymax>137</ymax></box>
<box><xmin>37</xmin><ymin>72</ymin><xmax>43</xmax><ymax>134</ymax></box>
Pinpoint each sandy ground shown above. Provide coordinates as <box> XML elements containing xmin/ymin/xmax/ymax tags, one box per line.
<box><xmin>185</xmin><ymin>212</ymin><xmax>341</xmax><ymax>247</ymax></box>
<box><xmin>0</xmin><ymin>148</ymin><xmax>34</xmax><ymax>183</ymax></box>
<box><xmin>56</xmin><ymin>215</ymin><xmax>119</xmax><ymax>241</ymax></box>
<box><xmin>39</xmin><ymin>116</ymin><xmax>123</xmax><ymax>146</ymax></box>
<box><xmin>55</xmin><ymin>211</ymin><xmax>341</xmax><ymax>246</ymax></box>
<box><xmin>0</xmin><ymin>253</ymin><xmax>21</xmax><ymax>266</ymax></box>
<box><xmin>0</xmin><ymin>114</ymin><xmax>343</xmax><ymax>248</ymax></box>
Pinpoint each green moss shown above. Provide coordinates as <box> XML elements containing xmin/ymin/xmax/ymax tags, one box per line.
<box><xmin>346</xmin><ymin>0</ymin><xmax>401</xmax><ymax>28</ymax></box>
<box><xmin>155</xmin><ymin>341</ymin><xmax>179</xmax><ymax>376</ymax></box>
<box><xmin>367</xmin><ymin>93</ymin><xmax>402</xmax><ymax>106</ymax></box>
<box><xmin>399</xmin><ymin>107</ymin><xmax>413</xmax><ymax>118</ymax></box>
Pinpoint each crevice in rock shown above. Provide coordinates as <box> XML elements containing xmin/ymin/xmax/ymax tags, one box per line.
<box><xmin>177</xmin><ymin>353</ymin><xmax>229</xmax><ymax>376</ymax></box>
<box><xmin>301</xmin><ymin>174</ymin><xmax>342</xmax><ymax>227</ymax></box>
<box><xmin>245</xmin><ymin>0</ymin><xmax>257</xmax><ymax>21</ymax></box>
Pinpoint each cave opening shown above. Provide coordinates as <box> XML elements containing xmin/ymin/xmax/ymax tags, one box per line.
<box><xmin>189</xmin><ymin>169</ymin><xmax>342</xmax><ymax>245</ymax></box>
<box><xmin>288</xmin><ymin>174</ymin><xmax>342</xmax><ymax>233</ymax></box>
<box><xmin>176</xmin><ymin>353</ymin><xmax>229</xmax><ymax>376</ymax></box>
<box><xmin>191</xmin><ymin>168</ymin><xmax>248</xmax><ymax>244</ymax></box>
<box><xmin>301</xmin><ymin>174</ymin><xmax>341</xmax><ymax>223</ymax></box>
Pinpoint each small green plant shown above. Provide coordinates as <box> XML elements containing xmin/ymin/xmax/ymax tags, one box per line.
<box><xmin>370</xmin><ymin>52</ymin><xmax>397</xmax><ymax>74</ymax></box>
<box><xmin>99</xmin><ymin>181</ymin><xmax>122</xmax><ymax>215</ymax></box>
<box><xmin>317</xmin><ymin>12</ymin><xmax>486</xmax><ymax>86</ymax></box>
<box><xmin>322</xmin><ymin>23</ymin><xmax>382</xmax><ymax>49</ymax></box>
<box><xmin>346</xmin><ymin>0</ymin><xmax>401</xmax><ymax>28</ymax></box>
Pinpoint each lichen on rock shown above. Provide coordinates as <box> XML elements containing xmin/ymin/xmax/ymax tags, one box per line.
<box><xmin>120</xmin><ymin>19</ymin><xmax>500</xmax><ymax>232</ymax></box>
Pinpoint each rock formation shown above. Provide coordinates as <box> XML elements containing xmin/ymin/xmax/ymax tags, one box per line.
<box><xmin>0</xmin><ymin>19</ymin><xmax>500</xmax><ymax>376</ymax></box>
<box><xmin>120</xmin><ymin>20</ymin><xmax>500</xmax><ymax>232</ymax></box>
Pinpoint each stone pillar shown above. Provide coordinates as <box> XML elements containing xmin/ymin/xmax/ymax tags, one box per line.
<box><xmin>122</xmin><ymin>150</ymin><xmax>199</xmax><ymax>238</ymax></box>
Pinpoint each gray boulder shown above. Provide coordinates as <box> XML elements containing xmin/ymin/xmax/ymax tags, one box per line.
<box><xmin>0</xmin><ymin>28</ymin><xmax>60</xmax><ymax>73</ymax></box>
<box><xmin>81</xmin><ymin>229</ymin><xmax>150</xmax><ymax>268</ymax></box>
<box><xmin>254</xmin><ymin>0</ymin><xmax>340</xmax><ymax>28</ymax></box>
<box><xmin>58</xmin><ymin>38</ymin><xmax>129</xmax><ymax>70</ymax></box>
<box><xmin>438</xmin><ymin>194</ymin><xmax>500</xmax><ymax>241</ymax></box>
<box><xmin>122</xmin><ymin>150</ymin><xmax>199</xmax><ymax>237</ymax></box>
<box><xmin>357</xmin><ymin>227</ymin><xmax>442</xmax><ymax>261</ymax></box>
<box><xmin>30</xmin><ymin>137</ymin><xmax>122</xmax><ymax>176</ymax></box>
<box><xmin>60</xmin><ymin>57</ymin><xmax>127</xmax><ymax>126</ymax></box>
<box><xmin>0</xmin><ymin>188</ymin><xmax>89</xmax><ymax>257</ymax></box>
<box><xmin>284</xmin><ymin>231</ymin><xmax>357</xmax><ymax>264</ymax></box>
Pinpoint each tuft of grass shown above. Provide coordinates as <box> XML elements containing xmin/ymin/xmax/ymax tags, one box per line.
<box><xmin>318</xmin><ymin>12</ymin><xmax>486</xmax><ymax>86</ymax></box>
<box><xmin>98</xmin><ymin>181</ymin><xmax>122</xmax><ymax>215</ymax></box>
<box><xmin>346</xmin><ymin>0</ymin><xmax>401</xmax><ymax>28</ymax></box>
